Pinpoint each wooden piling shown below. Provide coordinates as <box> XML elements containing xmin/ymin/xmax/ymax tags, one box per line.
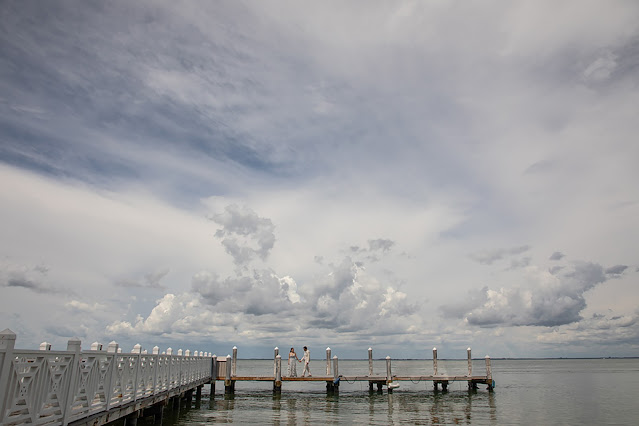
<box><xmin>224</xmin><ymin>355</ymin><xmax>234</xmax><ymax>394</ymax></box>
<box><xmin>368</xmin><ymin>347</ymin><xmax>373</xmax><ymax>375</ymax></box>
<box><xmin>485</xmin><ymin>355</ymin><xmax>493</xmax><ymax>392</ymax></box>
<box><xmin>273</xmin><ymin>347</ymin><xmax>279</xmax><ymax>377</ymax></box>
<box><xmin>333</xmin><ymin>355</ymin><xmax>339</xmax><ymax>393</ymax></box>
<box><xmin>232</xmin><ymin>346</ymin><xmax>237</xmax><ymax>377</ymax></box>
<box><xmin>326</xmin><ymin>347</ymin><xmax>331</xmax><ymax>375</ymax></box>
<box><xmin>467</xmin><ymin>347</ymin><xmax>472</xmax><ymax>376</ymax></box>
<box><xmin>386</xmin><ymin>356</ymin><xmax>393</xmax><ymax>393</ymax></box>
<box><xmin>273</xmin><ymin>355</ymin><xmax>282</xmax><ymax>393</ymax></box>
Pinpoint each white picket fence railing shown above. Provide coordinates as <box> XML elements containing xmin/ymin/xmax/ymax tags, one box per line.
<box><xmin>0</xmin><ymin>329</ymin><xmax>213</xmax><ymax>426</ymax></box>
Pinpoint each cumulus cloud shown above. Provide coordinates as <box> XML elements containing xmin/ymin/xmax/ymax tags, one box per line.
<box><xmin>442</xmin><ymin>262</ymin><xmax>610</xmax><ymax>327</ymax></box>
<box><xmin>211</xmin><ymin>204</ymin><xmax>276</xmax><ymax>267</ymax></box>
<box><xmin>192</xmin><ymin>269</ymin><xmax>301</xmax><ymax>316</ymax></box>
<box><xmin>469</xmin><ymin>245</ymin><xmax>531</xmax><ymax>265</ymax></box>
<box><xmin>113</xmin><ymin>256</ymin><xmax>420</xmax><ymax>342</ymax></box>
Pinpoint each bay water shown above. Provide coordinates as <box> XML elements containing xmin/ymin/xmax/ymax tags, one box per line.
<box><xmin>150</xmin><ymin>358</ymin><xmax>638</xmax><ymax>425</ymax></box>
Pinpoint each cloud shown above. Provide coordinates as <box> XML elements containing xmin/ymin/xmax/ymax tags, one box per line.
<box><xmin>469</xmin><ymin>245</ymin><xmax>531</xmax><ymax>265</ymax></box>
<box><xmin>115</xmin><ymin>268</ymin><xmax>170</xmax><ymax>289</ymax></box>
<box><xmin>604</xmin><ymin>265</ymin><xmax>628</xmax><ymax>276</ymax></box>
<box><xmin>549</xmin><ymin>251</ymin><xmax>565</xmax><ymax>261</ymax></box>
<box><xmin>113</xmin><ymin>256</ymin><xmax>420</xmax><ymax>343</ymax></box>
<box><xmin>0</xmin><ymin>262</ymin><xmax>59</xmax><ymax>294</ymax></box>
<box><xmin>442</xmin><ymin>262</ymin><xmax>610</xmax><ymax>327</ymax></box>
<box><xmin>211</xmin><ymin>204</ymin><xmax>276</xmax><ymax>267</ymax></box>
<box><xmin>537</xmin><ymin>311</ymin><xmax>639</xmax><ymax>348</ymax></box>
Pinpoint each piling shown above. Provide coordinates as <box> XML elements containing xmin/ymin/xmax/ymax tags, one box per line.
<box><xmin>232</xmin><ymin>346</ymin><xmax>237</xmax><ymax>377</ymax></box>
<box><xmin>326</xmin><ymin>347</ymin><xmax>331</xmax><ymax>375</ymax></box>
<box><xmin>368</xmin><ymin>347</ymin><xmax>374</xmax><ymax>391</ymax></box>
<box><xmin>433</xmin><ymin>347</ymin><xmax>438</xmax><ymax>391</ymax></box>
<box><xmin>224</xmin><ymin>354</ymin><xmax>234</xmax><ymax>394</ymax></box>
<box><xmin>273</xmin><ymin>355</ymin><xmax>282</xmax><ymax>394</ymax></box>
<box><xmin>273</xmin><ymin>347</ymin><xmax>279</xmax><ymax>377</ymax></box>
<box><xmin>386</xmin><ymin>356</ymin><xmax>393</xmax><ymax>393</ymax></box>
<box><xmin>485</xmin><ymin>355</ymin><xmax>493</xmax><ymax>392</ymax></box>
<box><xmin>333</xmin><ymin>355</ymin><xmax>340</xmax><ymax>393</ymax></box>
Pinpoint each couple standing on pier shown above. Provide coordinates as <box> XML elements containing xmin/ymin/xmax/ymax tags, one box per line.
<box><xmin>287</xmin><ymin>346</ymin><xmax>311</xmax><ymax>377</ymax></box>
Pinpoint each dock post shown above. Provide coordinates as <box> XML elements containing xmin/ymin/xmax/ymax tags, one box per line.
<box><xmin>368</xmin><ymin>348</ymin><xmax>374</xmax><ymax>391</ymax></box>
<box><xmin>485</xmin><ymin>355</ymin><xmax>493</xmax><ymax>392</ymax></box>
<box><xmin>273</xmin><ymin>355</ymin><xmax>282</xmax><ymax>394</ymax></box>
<box><xmin>433</xmin><ymin>347</ymin><xmax>438</xmax><ymax>391</ymax></box>
<box><xmin>224</xmin><ymin>355</ymin><xmax>234</xmax><ymax>394</ymax></box>
<box><xmin>232</xmin><ymin>346</ymin><xmax>237</xmax><ymax>377</ymax></box>
<box><xmin>385</xmin><ymin>356</ymin><xmax>393</xmax><ymax>393</ymax></box>
<box><xmin>211</xmin><ymin>355</ymin><xmax>217</xmax><ymax>397</ymax></box>
<box><xmin>326</xmin><ymin>347</ymin><xmax>331</xmax><ymax>375</ymax></box>
<box><xmin>368</xmin><ymin>348</ymin><xmax>373</xmax><ymax>375</ymax></box>
<box><xmin>273</xmin><ymin>347</ymin><xmax>279</xmax><ymax>377</ymax></box>
<box><xmin>333</xmin><ymin>355</ymin><xmax>339</xmax><ymax>394</ymax></box>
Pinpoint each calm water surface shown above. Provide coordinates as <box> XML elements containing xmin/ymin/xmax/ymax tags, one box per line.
<box><xmin>149</xmin><ymin>358</ymin><xmax>638</xmax><ymax>425</ymax></box>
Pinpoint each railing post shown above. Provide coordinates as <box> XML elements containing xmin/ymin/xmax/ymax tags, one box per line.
<box><xmin>40</xmin><ymin>341</ymin><xmax>52</xmax><ymax>351</ymax></box>
<box><xmin>326</xmin><ymin>347</ymin><xmax>331</xmax><ymax>375</ymax></box>
<box><xmin>232</xmin><ymin>346</ymin><xmax>237</xmax><ymax>377</ymax></box>
<box><xmin>105</xmin><ymin>341</ymin><xmax>119</xmax><ymax>410</ymax></box>
<box><xmin>273</xmin><ymin>355</ymin><xmax>282</xmax><ymax>394</ymax></box>
<box><xmin>153</xmin><ymin>346</ymin><xmax>160</xmax><ymax>395</ymax></box>
<box><xmin>467</xmin><ymin>348</ymin><xmax>472</xmax><ymax>376</ymax></box>
<box><xmin>62</xmin><ymin>337</ymin><xmax>82</xmax><ymax>426</ymax></box>
<box><xmin>368</xmin><ymin>347</ymin><xmax>373</xmax><ymax>376</ymax></box>
<box><xmin>0</xmin><ymin>328</ymin><xmax>17</xmax><ymax>425</ymax></box>
<box><xmin>132</xmin><ymin>344</ymin><xmax>142</xmax><ymax>400</ymax></box>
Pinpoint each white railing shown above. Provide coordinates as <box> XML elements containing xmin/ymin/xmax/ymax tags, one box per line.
<box><xmin>0</xmin><ymin>329</ymin><xmax>213</xmax><ymax>426</ymax></box>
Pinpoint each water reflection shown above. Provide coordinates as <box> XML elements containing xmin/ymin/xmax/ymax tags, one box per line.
<box><xmin>165</xmin><ymin>389</ymin><xmax>498</xmax><ymax>425</ymax></box>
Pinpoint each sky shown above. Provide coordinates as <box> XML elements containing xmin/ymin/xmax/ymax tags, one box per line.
<box><xmin>1</xmin><ymin>0</ymin><xmax>638</xmax><ymax>359</ymax></box>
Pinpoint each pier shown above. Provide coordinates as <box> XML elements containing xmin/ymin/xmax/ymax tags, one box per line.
<box><xmin>216</xmin><ymin>346</ymin><xmax>494</xmax><ymax>395</ymax></box>
<box><xmin>0</xmin><ymin>329</ymin><xmax>493</xmax><ymax>426</ymax></box>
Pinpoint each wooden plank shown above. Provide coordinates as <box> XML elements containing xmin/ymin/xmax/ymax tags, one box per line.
<box><xmin>217</xmin><ymin>375</ymin><xmax>490</xmax><ymax>382</ymax></box>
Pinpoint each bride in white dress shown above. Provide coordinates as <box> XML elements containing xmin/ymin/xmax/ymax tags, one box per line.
<box><xmin>287</xmin><ymin>347</ymin><xmax>300</xmax><ymax>377</ymax></box>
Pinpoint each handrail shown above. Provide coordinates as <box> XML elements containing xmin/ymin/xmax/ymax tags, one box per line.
<box><xmin>0</xmin><ymin>329</ymin><xmax>212</xmax><ymax>426</ymax></box>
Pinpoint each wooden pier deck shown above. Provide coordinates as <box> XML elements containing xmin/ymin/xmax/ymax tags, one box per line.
<box><xmin>213</xmin><ymin>346</ymin><xmax>494</xmax><ymax>394</ymax></box>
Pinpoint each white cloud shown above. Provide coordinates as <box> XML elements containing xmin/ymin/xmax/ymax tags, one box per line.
<box><xmin>1</xmin><ymin>1</ymin><xmax>639</xmax><ymax>357</ymax></box>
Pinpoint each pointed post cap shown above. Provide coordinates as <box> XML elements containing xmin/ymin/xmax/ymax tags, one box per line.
<box><xmin>0</xmin><ymin>328</ymin><xmax>16</xmax><ymax>338</ymax></box>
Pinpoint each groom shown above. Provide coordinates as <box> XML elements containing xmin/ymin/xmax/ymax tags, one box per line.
<box><xmin>301</xmin><ymin>346</ymin><xmax>312</xmax><ymax>377</ymax></box>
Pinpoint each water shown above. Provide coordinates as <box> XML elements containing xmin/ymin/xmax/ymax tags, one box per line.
<box><xmin>145</xmin><ymin>358</ymin><xmax>639</xmax><ymax>425</ymax></box>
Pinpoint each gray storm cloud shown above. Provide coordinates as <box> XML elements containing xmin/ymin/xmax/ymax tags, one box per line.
<box><xmin>469</xmin><ymin>245</ymin><xmax>531</xmax><ymax>265</ymax></box>
<box><xmin>442</xmin><ymin>262</ymin><xmax>614</xmax><ymax>327</ymax></box>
